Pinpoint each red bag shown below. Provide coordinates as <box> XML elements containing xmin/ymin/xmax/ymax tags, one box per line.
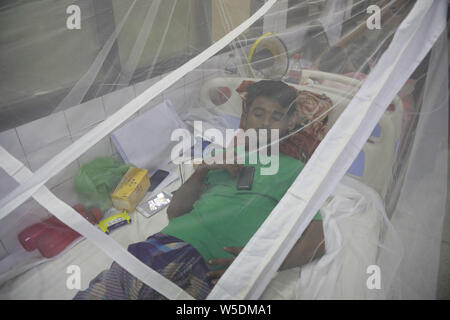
<box><xmin>18</xmin><ymin>205</ymin><xmax>102</xmax><ymax>258</ymax></box>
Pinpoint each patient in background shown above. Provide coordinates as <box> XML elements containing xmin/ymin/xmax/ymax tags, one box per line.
<box><xmin>74</xmin><ymin>80</ymin><xmax>325</xmax><ymax>300</ymax></box>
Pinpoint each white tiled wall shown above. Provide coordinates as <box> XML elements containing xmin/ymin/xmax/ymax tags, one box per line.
<box><xmin>103</xmin><ymin>86</ymin><xmax>136</xmax><ymax>117</ymax></box>
<box><xmin>133</xmin><ymin>75</ymin><xmax>162</xmax><ymax>96</ymax></box>
<box><xmin>0</xmin><ymin>170</ymin><xmax>19</xmax><ymax>256</ymax></box>
<box><xmin>16</xmin><ymin>112</ymin><xmax>70</xmax><ymax>156</ymax></box>
<box><xmin>0</xmin><ymin>169</ymin><xmax>19</xmax><ymax>205</ymax></box>
<box><xmin>1</xmin><ymin>97</ymin><xmax>109</xmax><ymax>205</ymax></box>
<box><xmin>0</xmin><ymin>241</ymin><xmax>7</xmax><ymax>260</ymax></box>
<box><xmin>133</xmin><ymin>76</ymin><xmax>164</xmax><ymax>115</ymax></box>
<box><xmin>64</xmin><ymin>97</ymin><xmax>106</xmax><ymax>135</ymax></box>
<box><xmin>0</xmin><ymin>129</ymin><xmax>27</xmax><ymax>161</ymax></box>
<box><xmin>26</xmin><ymin>137</ymin><xmax>80</xmax><ymax>190</ymax></box>
<box><xmin>1</xmin><ymin>50</ymin><xmax>230</xmax><ymax>203</ymax></box>
<box><xmin>26</xmin><ymin>137</ymin><xmax>72</xmax><ymax>172</ymax></box>
<box><xmin>437</xmin><ymin>241</ymin><xmax>450</xmax><ymax>299</ymax></box>
<box><xmin>0</xmin><ymin>49</ymin><xmax>230</xmax><ymax>199</ymax></box>
<box><xmin>437</xmin><ymin>167</ymin><xmax>450</xmax><ymax>299</ymax></box>
<box><xmin>51</xmin><ymin>179</ymin><xmax>79</xmax><ymax>208</ymax></box>
<box><xmin>0</xmin><ymin>66</ymin><xmax>211</xmax><ymax>207</ymax></box>
<box><xmin>73</xmin><ymin>126</ymin><xmax>113</xmax><ymax>166</ymax></box>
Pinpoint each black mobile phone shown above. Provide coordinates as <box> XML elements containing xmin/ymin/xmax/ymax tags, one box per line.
<box><xmin>149</xmin><ymin>169</ymin><xmax>170</xmax><ymax>192</ymax></box>
<box><xmin>236</xmin><ymin>166</ymin><xmax>255</xmax><ymax>191</ymax></box>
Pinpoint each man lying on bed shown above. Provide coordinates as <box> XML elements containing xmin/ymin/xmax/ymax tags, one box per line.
<box><xmin>74</xmin><ymin>80</ymin><xmax>325</xmax><ymax>300</ymax></box>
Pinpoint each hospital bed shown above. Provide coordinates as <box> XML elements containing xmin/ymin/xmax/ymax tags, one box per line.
<box><xmin>0</xmin><ymin>72</ymin><xmax>406</xmax><ymax>299</ymax></box>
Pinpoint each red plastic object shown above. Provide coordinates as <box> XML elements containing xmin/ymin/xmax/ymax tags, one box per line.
<box><xmin>18</xmin><ymin>222</ymin><xmax>50</xmax><ymax>252</ymax></box>
<box><xmin>86</xmin><ymin>208</ymin><xmax>102</xmax><ymax>224</ymax></box>
<box><xmin>18</xmin><ymin>204</ymin><xmax>103</xmax><ymax>258</ymax></box>
<box><xmin>37</xmin><ymin>227</ymin><xmax>80</xmax><ymax>259</ymax></box>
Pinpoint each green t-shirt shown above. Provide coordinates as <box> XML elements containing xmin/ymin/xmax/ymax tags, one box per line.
<box><xmin>161</xmin><ymin>152</ymin><xmax>321</xmax><ymax>267</ymax></box>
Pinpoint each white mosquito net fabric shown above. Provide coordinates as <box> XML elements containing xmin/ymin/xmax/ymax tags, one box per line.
<box><xmin>0</xmin><ymin>0</ymin><xmax>447</xmax><ymax>300</ymax></box>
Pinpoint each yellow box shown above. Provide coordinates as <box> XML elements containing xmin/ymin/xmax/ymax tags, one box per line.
<box><xmin>111</xmin><ymin>167</ymin><xmax>150</xmax><ymax>212</ymax></box>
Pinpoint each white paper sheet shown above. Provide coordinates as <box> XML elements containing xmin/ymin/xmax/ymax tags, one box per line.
<box><xmin>111</xmin><ymin>99</ymin><xmax>187</xmax><ymax>172</ymax></box>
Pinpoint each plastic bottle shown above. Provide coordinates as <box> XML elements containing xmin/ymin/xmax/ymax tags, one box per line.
<box><xmin>224</xmin><ymin>53</ymin><xmax>239</xmax><ymax>74</ymax></box>
<box><xmin>285</xmin><ymin>53</ymin><xmax>303</xmax><ymax>84</ymax></box>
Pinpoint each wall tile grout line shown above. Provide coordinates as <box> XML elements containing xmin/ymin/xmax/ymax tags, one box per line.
<box><xmin>13</xmin><ymin>127</ymin><xmax>31</xmax><ymax>169</ymax></box>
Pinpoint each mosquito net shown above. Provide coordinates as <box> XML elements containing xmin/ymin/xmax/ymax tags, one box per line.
<box><xmin>0</xmin><ymin>0</ymin><xmax>448</xmax><ymax>300</ymax></box>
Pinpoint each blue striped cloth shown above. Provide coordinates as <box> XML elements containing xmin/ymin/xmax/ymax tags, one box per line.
<box><xmin>73</xmin><ymin>233</ymin><xmax>214</xmax><ymax>300</ymax></box>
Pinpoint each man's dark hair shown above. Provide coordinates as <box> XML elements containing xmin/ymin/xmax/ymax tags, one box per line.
<box><xmin>245</xmin><ymin>80</ymin><xmax>297</xmax><ymax>116</ymax></box>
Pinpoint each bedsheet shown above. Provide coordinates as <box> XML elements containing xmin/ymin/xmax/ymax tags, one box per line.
<box><xmin>260</xmin><ymin>176</ymin><xmax>386</xmax><ymax>299</ymax></box>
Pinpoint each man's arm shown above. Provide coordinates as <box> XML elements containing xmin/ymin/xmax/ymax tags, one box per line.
<box><xmin>279</xmin><ymin>220</ymin><xmax>325</xmax><ymax>270</ymax></box>
<box><xmin>166</xmin><ymin>164</ymin><xmax>243</xmax><ymax>220</ymax></box>
<box><xmin>166</xmin><ymin>166</ymin><xmax>209</xmax><ymax>220</ymax></box>
<box><xmin>207</xmin><ymin>220</ymin><xmax>325</xmax><ymax>283</ymax></box>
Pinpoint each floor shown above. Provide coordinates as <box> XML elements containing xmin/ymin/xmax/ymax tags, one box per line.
<box><xmin>436</xmin><ymin>153</ymin><xmax>450</xmax><ymax>299</ymax></box>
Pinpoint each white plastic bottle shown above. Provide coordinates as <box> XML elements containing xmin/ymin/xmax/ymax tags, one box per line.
<box><xmin>285</xmin><ymin>53</ymin><xmax>303</xmax><ymax>84</ymax></box>
<box><xmin>224</xmin><ymin>53</ymin><xmax>239</xmax><ymax>74</ymax></box>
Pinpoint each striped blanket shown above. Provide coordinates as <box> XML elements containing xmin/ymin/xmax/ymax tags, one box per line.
<box><xmin>73</xmin><ymin>233</ymin><xmax>214</xmax><ymax>300</ymax></box>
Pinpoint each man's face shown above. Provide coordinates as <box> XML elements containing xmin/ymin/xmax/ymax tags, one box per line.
<box><xmin>244</xmin><ymin>96</ymin><xmax>294</xmax><ymax>138</ymax></box>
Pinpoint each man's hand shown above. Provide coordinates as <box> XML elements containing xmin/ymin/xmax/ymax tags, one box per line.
<box><xmin>205</xmin><ymin>220</ymin><xmax>325</xmax><ymax>285</ymax></box>
<box><xmin>201</xmin><ymin>149</ymin><xmax>244</xmax><ymax>179</ymax></box>
<box><xmin>206</xmin><ymin>247</ymin><xmax>243</xmax><ymax>285</ymax></box>
<box><xmin>167</xmin><ymin>160</ymin><xmax>242</xmax><ymax>220</ymax></box>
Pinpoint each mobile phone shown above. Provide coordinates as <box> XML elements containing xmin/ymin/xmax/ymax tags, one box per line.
<box><xmin>149</xmin><ymin>169</ymin><xmax>170</xmax><ymax>192</ymax></box>
<box><xmin>236</xmin><ymin>166</ymin><xmax>255</xmax><ymax>191</ymax></box>
<box><xmin>136</xmin><ymin>191</ymin><xmax>172</xmax><ymax>218</ymax></box>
